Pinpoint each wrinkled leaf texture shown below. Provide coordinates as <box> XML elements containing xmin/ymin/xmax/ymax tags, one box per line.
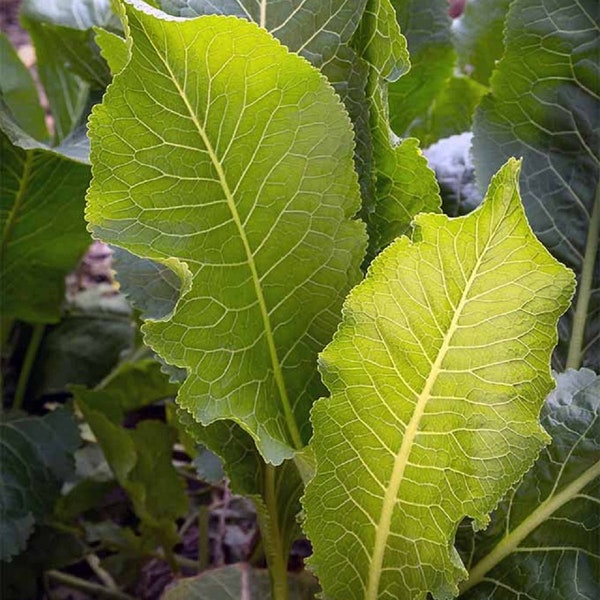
<box><xmin>303</xmin><ymin>159</ymin><xmax>575</xmax><ymax>600</ymax></box>
<box><xmin>86</xmin><ymin>0</ymin><xmax>366</xmax><ymax>464</ymax></box>
<box><xmin>473</xmin><ymin>0</ymin><xmax>600</xmax><ymax>371</ymax></box>
<box><xmin>458</xmin><ymin>368</ymin><xmax>600</xmax><ymax>599</ymax></box>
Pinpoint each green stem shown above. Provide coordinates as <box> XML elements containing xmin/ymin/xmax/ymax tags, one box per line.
<box><xmin>197</xmin><ymin>504</ymin><xmax>210</xmax><ymax>571</ymax></box>
<box><xmin>45</xmin><ymin>570</ymin><xmax>135</xmax><ymax>600</ymax></box>
<box><xmin>258</xmin><ymin>464</ymin><xmax>289</xmax><ymax>600</ymax></box>
<box><xmin>13</xmin><ymin>323</ymin><xmax>45</xmax><ymax>410</ymax></box>
<box><xmin>566</xmin><ymin>184</ymin><xmax>599</xmax><ymax>369</ymax></box>
<box><xmin>160</xmin><ymin>535</ymin><xmax>180</xmax><ymax>574</ymax></box>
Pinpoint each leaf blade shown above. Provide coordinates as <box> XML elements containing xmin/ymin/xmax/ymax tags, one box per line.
<box><xmin>472</xmin><ymin>0</ymin><xmax>600</xmax><ymax>371</ymax></box>
<box><xmin>303</xmin><ymin>159</ymin><xmax>575</xmax><ymax>600</ymax></box>
<box><xmin>86</xmin><ymin>2</ymin><xmax>366</xmax><ymax>464</ymax></box>
<box><xmin>458</xmin><ymin>369</ymin><xmax>600</xmax><ymax>599</ymax></box>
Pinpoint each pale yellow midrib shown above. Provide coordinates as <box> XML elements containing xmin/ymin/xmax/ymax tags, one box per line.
<box><xmin>365</xmin><ymin>244</ymin><xmax>489</xmax><ymax>600</ymax></box>
<box><xmin>461</xmin><ymin>459</ymin><xmax>600</xmax><ymax>593</ymax></box>
<box><xmin>146</xmin><ymin>39</ymin><xmax>302</xmax><ymax>450</ymax></box>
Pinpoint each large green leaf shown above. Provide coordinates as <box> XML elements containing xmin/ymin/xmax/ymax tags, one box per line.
<box><xmin>458</xmin><ymin>368</ymin><xmax>600</xmax><ymax>599</ymax></box>
<box><xmin>473</xmin><ymin>0</ymin><xmax>599</xmax><ymax>372</ymax></box>
<box><xmin>452</xmin><ymin>0</ymin><xmax>512</xmax><ymax>86</ymax></box>
<box><xmin>388</xmin><ymin>0</ymin><xmax>456</xmax><ymax>138</ymax></box>
<box><xmin>86</xmin><ymin>0</ymin><xmax>366</xmax><ymax>464</ymax></box>
<box><xmin>0</xmin><ymin>408</ymin><xmax>80</xmax><ymax>561</ymax></box>
<box><xmin>0</xmin><ymin>110</ymin><xmax>91</xmax><ymax>324</ymax></box>
<box><xmin>303</xmin><ymin>159</ymin><xmax>575</xmax><ymax>600</ymax></box>
<box><xmin>0</xmin><ymin>33</ymin><xmax>49</xmax><ymax>143</ymax></box>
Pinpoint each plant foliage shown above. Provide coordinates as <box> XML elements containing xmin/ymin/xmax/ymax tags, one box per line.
<box><xmin>1</xmin><ymin>0</ymin><xmax>598</xmax><ymax>598</ymax></box>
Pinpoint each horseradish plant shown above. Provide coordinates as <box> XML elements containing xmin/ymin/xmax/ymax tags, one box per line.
<box><xmin>2</xmin><ymin>0</ymin><xmax>596</xmax><ymax>598</ymax></box>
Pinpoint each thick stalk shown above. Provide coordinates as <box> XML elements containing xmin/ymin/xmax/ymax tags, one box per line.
<box><xmin>258</xmin><ymin>464</ymin><xmax>289</xmax><ymax>600</ymax></box>
<box><xmin>566</xmin><ymin>185</ymin><xmax>599</xmax><ymax>368</ymax></box>
<box><xmin>13</xmin><ymin>323</ymin><xmax>45</xmax><ymax>410</ymax></box>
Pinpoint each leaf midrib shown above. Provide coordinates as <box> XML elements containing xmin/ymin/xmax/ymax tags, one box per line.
<box><xmin>142</xmin><ymin>27</ymin><xmax>303</xmax><ymax>451</ymax></box>
<box><xmin>461</xmin><ymin>458</ymin><xmax>600</xmax><ymax>593</ymax></box>
<box><xmin>366</xmin><ymin>216</ymin><xmax>493</xmax><ymax>600</ymax></box>
<box><xmin>1</xmin><ymin>149</ymin><xmax>33</xmax><ymax>261</ymax></box>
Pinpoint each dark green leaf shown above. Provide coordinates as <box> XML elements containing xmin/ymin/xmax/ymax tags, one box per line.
<box><xmin>453</xmin><ymin>0</ymin><xmax>512</xmax><ymax>86</ymax></box>
<box><xmin>1</xmin><ymin>526</ymin><xmax>85</xmax><ymax>600</ymax></box>
<box><xmin>70</xmin><ymin>355</ymin><xmax>177</xmax><ymax>423</ymax></box>
<box><xmin>458</xmin><ymin>368</ymin><xmax>600</xmax><ymax>599</ymax></box>
<box><xmin>112</xmin><ymin>247</ymin><xmax>181</xmax><ymax>320</ymax></box>
<box><xmin>0</xmin><ymin>408</ymin><xmax>80</xmax><ymax>561</ymax></box>
<box><xmin>162</xmin><ymin>563</ymin><xmax>320</xmax><ymax>600</ymax></box>
<box><xmin>388</xmin><ymin>0</ymin><xmax>456</xmax><ymax>137</ymax></box>
<box><xmin>407</xmin><ymin>75</ymin><xmax>487</xmax><ymax>147</ymax></box>
<box><xmin>31</xmin><ymin>286</ymin><xmax>134</xmax><ymax>396</ymax></box>
<box><xmin>473</xmin><ymin>0</ymin><xmax>600</xmax><ymax>371</ymax></box>
<box><xmin>21</xmin><ymin>0</ymin><xmax>119</xmax><ymax>141</ymax></box>
<box><xmin>0</xmin><ymin>110</ymin><xmax>91</xmax><ymax>324</ymax></box>
<box><xmin>0</xmin><ymin>33</ymin><xmax>48</xmax><ymax>143</ymax></box>
<box><xmin>76</xmin><ymin>395</ymin><xmax>189</xmax><ymax>546</ymax></box>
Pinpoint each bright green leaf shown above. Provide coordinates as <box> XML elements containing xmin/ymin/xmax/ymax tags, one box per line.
<box><xmin>458</xmin><ymin>368</ymin><xmax>600</xmax><ymax>599</ymax></box>
<box><xmin>94</xmin><ymin>27</ymin><xmax>129</xmax><ymax>75</ymax></box>
<box><xmin>162</xmin><ymin>563</ymin><xmax>320</xmax><ymax>600</ymax></box>
<box><xmin>0</xmin><ymin>408</ymin><xmax>80</xmax><ymax>561</ymax></box>
<box><xmin>86</xmin><ymin>1</ymin><xmax>366</xmax><ymax>464</ymax></box>
<box><xmin>0</xmin><ymin>33</ymin><xmax>49</xmax><ymax>143</ymax></box>
<box><xmin>303</xmin><ymin>159</ymin><xmax>575</xmax><ymax>600</ymax></box>
<box><xmin>0</xmin><ymin>110</ymin><xmax>91</xmax><ymax>324</ymax></box>
<box><xmin>473</xmin><ymin>0</ymin><xmax>599</xmax><ymax>372</ymax></box>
